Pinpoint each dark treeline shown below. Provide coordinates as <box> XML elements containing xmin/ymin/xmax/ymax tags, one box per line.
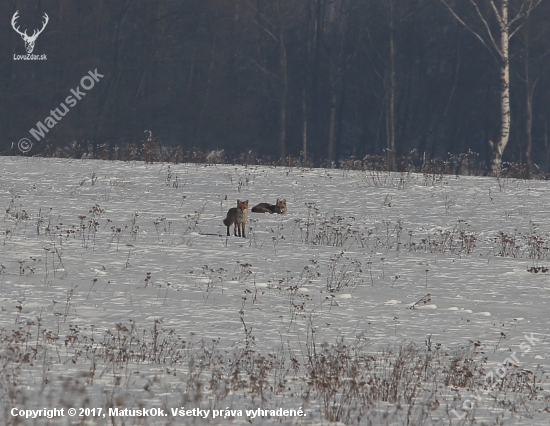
<box><xmin>1</xmin><ymin>0</ymin><xmax>550</xmax><ymax>173</ymax></box>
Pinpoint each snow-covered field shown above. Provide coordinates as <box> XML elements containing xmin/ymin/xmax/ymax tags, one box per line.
<box><xmin>0</xmin><ymin>157</ymin><xmax>549</xmax><ymax>425</ymax></box>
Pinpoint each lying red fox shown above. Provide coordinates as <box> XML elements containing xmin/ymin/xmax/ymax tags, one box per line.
<box><xmin>251</xmin><ymin>199</ymin><xmax>287</xmax><ymax>215</ymax></box>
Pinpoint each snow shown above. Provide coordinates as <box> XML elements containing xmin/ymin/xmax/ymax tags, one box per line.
<box><xmin>0</xmin><ymin>157</ymin><xmax>549</xmax><ymax>425</ymax></box>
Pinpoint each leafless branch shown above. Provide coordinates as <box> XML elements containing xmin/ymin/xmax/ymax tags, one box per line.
<box><xmin>509</xmin><ymin>0</ymin><xmax>543</xmax><ymax>39</ymax></box>
<box><xmin>251</xmin><ymin>20</ymin><xmax>279</xmax><ymax>42</ymax></box>
<box><xmin>439</xmin><ymin>0</ymin><xmax>500</xmax><ymax>59</ymax></box>
<box><xmin>468</xmin><ymin>0</ymin><xmax>502</xmax><ymax>56</ymax></box>
<box><xmin>243</xmin><ymin>54</ymin><xmax>281</xmax><ymax>81</ymax></box>
<box><xmin>487</xmin><ymin>0</ymin><xmax>503</xmax><ymax>26</ymax></box>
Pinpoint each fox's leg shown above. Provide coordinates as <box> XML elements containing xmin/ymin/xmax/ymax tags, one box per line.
<box><xmin>242</xmin><ymin>223</ymin><xmax>246</xmax><ymax>238</ymax></box>
<box><xmin>234</xmin><ymin>224</ymin><xmax>238</xmax><ymax>237</ymax></box>
<box><xmin>226</xmin><ymin>225</ymin><xmax>230</xmax><ymax>236</ymax></box>
<box><xmin>237</xmin><ymin>224</ymin><xmax>241</xmax><ymax>237</ymax></box>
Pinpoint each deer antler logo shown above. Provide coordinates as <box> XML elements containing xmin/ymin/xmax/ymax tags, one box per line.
<box><xmin>11</xmin><ymin>11</ymin><xmax>49</xmax><ymax>54</ymax></box>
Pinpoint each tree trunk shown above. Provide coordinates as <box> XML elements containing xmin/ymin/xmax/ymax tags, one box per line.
<box><xmin>302</xmin><ymin>86</ymin><xmax>308</xmax><ymax>165</ymax></box>
<box><xmin>525</xmin><ymin>77</ymin><xmax>534</xmax><ymax>179</ymax></box>
<box><xmin>523</xmin><ymin>21</ymin><xmax>537</xmax><ymax>180</ymax></box>
<box><xmin>327</xmin><ymin>90</ymin><xmax>336</xmax><ymax>166</ymax></box>
<box><xmin>335</xmin><ymin>78</ymin><xmax>347</xmax><ymax>163</ymax></box>
<box><xmin>93</xmin><ymin>0</ymin><xmax>131</xmax><ymax>157</ymax></box>
<box><xmin>525</xmin><ymin>86</ymin><xmax>533</xmax><ymax>178</ymax></box>
<box><xmin>302</xmin><ymin>0</ymin><xmax>313</xmax><ymax>167</ymax></box>
<box><xmin>491</xmin><ymin>0</ymin><xmax>511</xmax><ymax>174</ymax></box>
<box><xmin>387</xmin><ymin>0</ymin><xmax>396</xmax><ymax>172</ymax></box>
<box><xmin>279</xmin><ymin>24</ymin><xmax>287</xmax><ymax>162</ymax></box>
<box><xmin>545</xmin><ymin>118</ymin><xmax>549</xmax><ymax>175</ymax></box>
<box><xmin>196</xmin><ymin>22</ymin><xmax>217</xmax><ymax>146</ymax></box>
<box><xmin>187</xmin><ymin>38</ymin><xmax>196</xmax><ymax>92</ymax></box>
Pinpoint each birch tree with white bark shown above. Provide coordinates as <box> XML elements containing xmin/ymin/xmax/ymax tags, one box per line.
<box><xmin>439</xmin><ymin>0</ymin><xmax>542</xmax><ymax>174</ymax></box>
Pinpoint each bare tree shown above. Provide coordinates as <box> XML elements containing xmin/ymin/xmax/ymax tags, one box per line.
<box><xmin>324</xmin><ymin>0</ymin><xmax>357</xmax><ymax>166</ymax></box>
<box><xmin>247</xmin><ymin>0</ymin><xmax>291</xmax><ymax>161</ymax></box>
<box><xmin>440</xmin><ymin>0</ymin><xmax>542</xmax><ymax>174</ymax></box>
<box><xmin>386</xmin><ymin>0</ymin><xmax>397</xmax><ymax>171</ymax></box>
<box><xmin>516</xmin><ymin>14</ymin><xmax>550</xmax><ymax>178</ymax></box>
<box><xmin>277</xmin><ymin>0</ymin><xmax>288</xmax><ymax>161</ymax></box>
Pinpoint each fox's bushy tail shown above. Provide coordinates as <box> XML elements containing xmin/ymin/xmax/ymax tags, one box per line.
<box><xmin>223</xmin><ymin>217</ymin><xmax>230</xmax><ymax>226</ymax></box>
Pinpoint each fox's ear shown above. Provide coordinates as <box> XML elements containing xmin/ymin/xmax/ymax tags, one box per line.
<box><xmin>282</xmin><ymin>199</ymin><xmax>286</xmax><ymax>203</ymax></box>
<box><xmin>237</xmin><ymin>199</ymin><xmax>241</xmax><ymax>203</ymax></box>
<box><xmin>277</xmin><ymin>198</ymin><xmax>280</xmax><ymax>203</ymax></box>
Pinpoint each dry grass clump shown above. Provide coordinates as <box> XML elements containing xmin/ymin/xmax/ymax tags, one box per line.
<box><xmin>292</xmin><ymin>206</ymin><xmax>478</xmax><ymax>257</ymax></box>
<box><xmin>0</xmin><ymin>320</ymin><xmax>548</xmax><ymax>425</ymax></box>
<box><xmin>492</xmin><ymin>224</ymin><xmax>550</xmax><ymax>264</ymax></box>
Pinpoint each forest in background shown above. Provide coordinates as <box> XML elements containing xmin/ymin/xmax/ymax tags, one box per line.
<box><xmin>1</xmin><ymin>0</ymin><xmax>550</xmax><ymax>175</ymax></box>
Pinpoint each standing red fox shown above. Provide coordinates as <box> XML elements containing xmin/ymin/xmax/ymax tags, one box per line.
<box><xmin>251</xmin><ymin>199</ymin><xmax>287</xmax><ymax>215</ymax></box>
<box><xmin>223</xmin><ymin>200</ymin><xmax>249</xmax><ymax>237</ymax></box>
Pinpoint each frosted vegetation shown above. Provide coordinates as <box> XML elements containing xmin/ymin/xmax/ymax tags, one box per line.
<box><xmin>0</xmin><ymin>157</ymin><xmax>549</xmax><ymax>425</ymax></box>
